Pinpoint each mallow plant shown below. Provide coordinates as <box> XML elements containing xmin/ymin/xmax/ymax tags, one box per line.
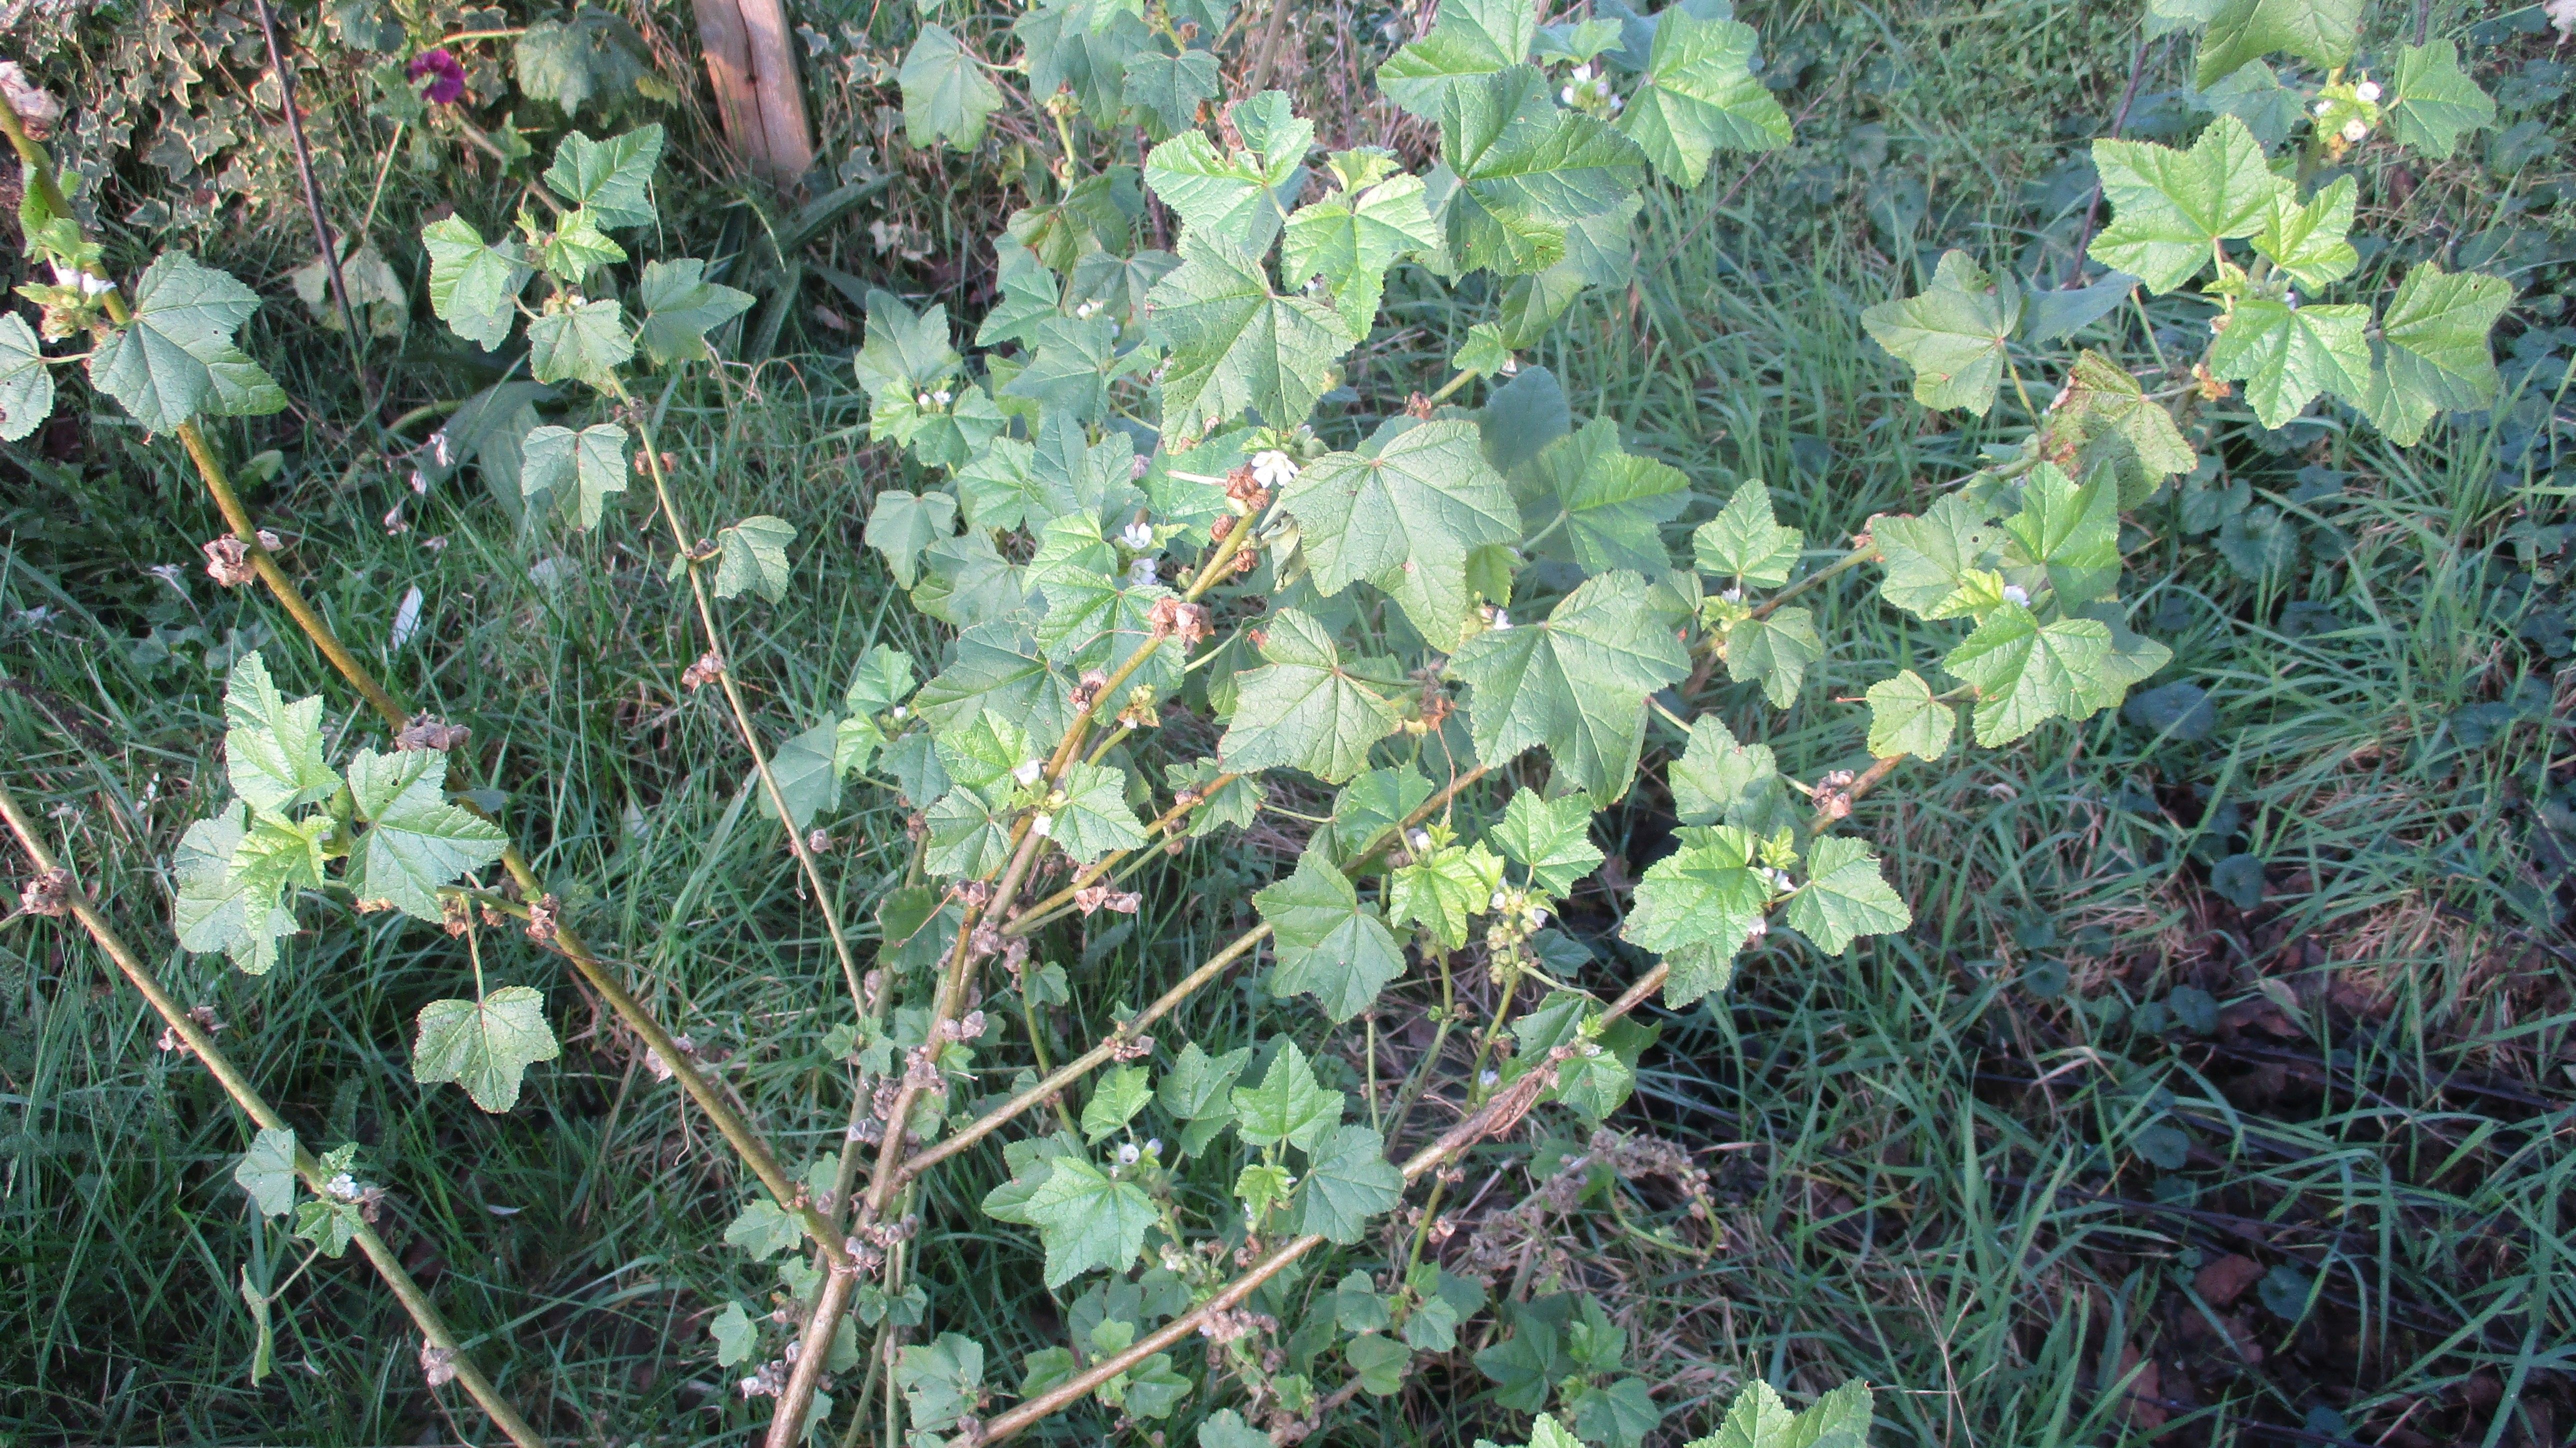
<box><xmin>0</xmin><ymin>0</ymin><xmax>2512</xmax><ymax>1444</ymax></box>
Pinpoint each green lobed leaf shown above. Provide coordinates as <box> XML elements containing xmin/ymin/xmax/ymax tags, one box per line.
<box><xmin>1686</xmin><ymin>1378</ymin><xmax>1874</xmax><ymax>1448</ymax></box>
<box><xmin>712</xmin><ymin>514</ymin><xmax>796</xmax><ymax>603</ymax></box>
<box><xmin>1378</xmin><ymin>0</ymin><xmax>1542</xmax><ymax>120</ymax></box>
<box><xmin>897</xmin><ymin>1334</ymin><xmax>987</xmax><ymax>1434</ymax></box>
<box><xmin>526</xmin><ymin>298</ymin><xmax>636</xmax><ymax>389</ymax></box>
<box><xmin>1124</xmin><ymin>48</ymin><xmax>1222</xmax><ymax>133</ymax></box>
<box><xmin>1280</xmin><ymin>159</ymin><xmax>1443</xmax><ymax>334</ymax></box>
<box><xmin>1620</xmin><ymin>823</ymin><xmax>1770</xmax><ymax>1006</ymax></box>
<box><xmin>635</xmin><ymin>258</ymin><xmax>755</xmax><ymax>366</ymax></box>
<box><xmin>2040</xmin><ymin>350</ymin><xmax>2196</xmax><ymax>504</ymax></box>
<box><xmin>1668</xmin><ymin>714</ymin><xmax>1790</xmax><ymax>831</ymax></box>
<box><xmin>1048</xmin><ymin>760</ymin><xmax>1150</xmax><ymax>864</ymax></box>
<box><xmin>1146</xmin><ymin>235</ymin><xmax>1356</xmax><ymax>443</ymax></box>
<box><xmin>0</xmin><ymin>311</ymin><xmax>55</xmax><ymax>442</ymax></box>
<box><xmin>230</xmin><ymin>1126</ymin><xmax>301</xmax><ymax>1222</ymax></box>
<box><xmin>1256</xmin><ymin>849</ymin><xmax>1408</xmax><ymax>1021</ymax></box>
<box><xmin>520</xmin><ymin>421</ymin><xmax>630</xmax><ymax>530</ymax></box>
<box><xmin>1144</xmin><ymin>119</ymin><xmax>1306</xmax><ymax>256</ymax></box>
<box><xmin>542</xmin><ymin>126</ymin><xmax>664</xmax><ymax>229</ymax></box>
<box><xmin>1292</xmin><ymin>1124</ymin><xmax>1404</xmax><ymax>1243</ymax></box>
<box><xmin>1720</xmin><ymin>606</ymin><xmax>1824</xmax><ymax>710</ymax></box>
<box><xmin>1999</xmin><ymin>462</ymin><xmax>2120</xmax><ymax>606</ymax></box>
<box><xmin>724</xmin><ymin>1198</ymin><xmax>806</xmax><ymax>1258</ymax></box>
<box><xmin>1616</xmin><ymin>9</ymin><xmax>1792</xmax><ymax>188</ymax></box>
<box><xmin>223</xmin><ymin>652</ymin><xmax>336</xmax><ymax>816</ymax></box>
<box><xmin>1388</xmin><ymin>837</ymin><xmax>1506</xmax><ymax>952</ymax></box>
<box><xmin>1940</xmin><ymin>602</ymin><xmax>2116</xmax><ymax>745</ymax></box>
<box><xmin>710</xmin><ymin>1302</ymin><xmax>758</xmax><ymax>1368</ymax></box>
<box><xmin>1231</xmin><ymin>1040</ymin><xmax>1343</xmax><ymax>1152</ymax></box>
<box><xmin>864</xmin><ymin>490</ymin><xmax>959</xmax><ymax>590</ymax></box>
<box><xmin>1438</xmin><ymin>66</ymin><xmax>1648</xmax><ymax>276</ymax></box>
<box><xmin>1080</xmin><ymin>1065</ymin><xmax>1154</xmax><ymax>1142</ymax></box>
<box><xmin>1693</xmin><ymin>476</ymin><xmax>1803</xmax><ymax>588</ymax></box>
<box><xmin>2087</xmin><ymin>116</ymin><xmax>2282</xmax><ymax>294</ymax></box>
<box><xmin>1282</xmin><ymin>418</ymin><xmax>1523</xmax><ymax>648</ymax></box>
<box><xmin>901</xmin><ymin>24</ymin><xmax>1007</xmax><ymax>150</ymax></box>
<box><xmin>422</xmin><ymin>216</ymin><xmax>533</xmax><ymax>350</ymax></box>
<box><xmin>1024</xmin><ymin>1154</ymin><xmax>1157</xmax><ymax>1287</ymax></box>
<box><xmin>412</xmin><ymin>986</ymin><xmax>561</xmax><ymax>1113</ymax></box>
<box><xmin>1873</xmin><ymin>494</ymin><xmax>2004</xmax><ymax>620</ymax></box>
<box><xmin>344</xmin><ymin>748</ymin><xmax>507</xmax><ymax>922</ymax></box>
<box><xmin>173</xmin><ymin>804</ymin><xmax>297</xmax><ymax>976</ymax></box>
<box><xmin>763</xmin><ymin>720</ymin><xmax>842</xmax><ymax>830</ymax></box>
<box><xmin>1860</xmin><ymin>249</ymin><xmax>2022</xmax><ymax>416</ymax></box>
<box><xmin>1218</xmin><ymin>610</ymin><xmax>1404</xmax><ymax>784</ymax></box>
<box><xmin>1783</xmin><ymin>836</ymin><xmax>1910</xmax><ymax>954</ymax></box>
<box><xmin>1488</xmin><ymin>789</ymin><xmax>1603</xmax><ymax>899</ymax></box>
<box><xmin>90</xmin><ymin>252</ymin><xmax>284</xmax><ymax>432</ymax></box>
<box><xmin>2388</xmin><ymin>40</ymin><xmax>2494</xmax><ymax>161</ymax></box>
<box><xmin>1864</xmin><ymin>670</ymin><xmax>1956</xmax><ymax>760</ymax></box>
<box><xmin>2195</xmin><ymin>0</ymin><xmax>2360</xmax><ymax>88</ymax></box>
<box><xmin>1448</xmin><ymin>570</ymin><xmax>1690</xmax><ymax>799</ymax></box>
<box><xmin>2251</xmin><ymin>175</ymin><xmax>2358</xmax><ymax>290</ymax></box>
<box><xmin>2362</xmin><ymin>262</ymin><xmax>2511</xmax><ymax>447</ymax></box>
<box><xmin>1528</xmin><ymin>418</ymin><xmax>1692</xmax><ymax>576</ymax></box>
<box><xmin>2210</xmin><ymin>298</ymin><xmax>2370</xmax><ymax>430</ymax></box>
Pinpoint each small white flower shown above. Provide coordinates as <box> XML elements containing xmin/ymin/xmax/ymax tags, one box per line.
<box><xmin>1250</xmin><ymin>449</ymin><xmax>1300</xmax><ymax>488</ymax></box>
<box><xmin>1122</xmin><ymin>520</ymin><xmax>1156</xmax><ymax>550</ymax></box>
<box><xmin>890</xmin><ymin>704</ymin><xmax>909</xmax><ymax>721</ymax></box>
<box><xmin>1747</xmin><ymin>916</ymin><xmax>1768</xmax><ymax>938</ymax></box>
<box><xmin>1076</xmin><ymin>300</ymin><xmax>1098</xmax><ymax>319</ymax></box>
<box><xmin>1116</xmin><ymin>1141</ymin><xmax>1141</xmax><ymax>1165</ymax></box>
<box><xmin>1561</xmin><ymin>85</ymin><xmax>1578</xmax><ymax>106</ymax></box>
<box><xmin>1032</xmin><ymin>812</ymin><xmax>1054</xmax><ymax>838</ymax></box>
<box><xmin>390</xmin><ymin>586</ymin><xmax>424</xmax><ymax>649</ymax></box>
<box><xmin>1529</xmin><ymin>906</ymin><xmax>1548</xmax><ymax>927</ymax></box>
<box><xmin>1491</xmin><ymin>890</ymin><xmax>1510</xmax><ymax>912</ymax></box>
<box><xmin>2000</xmin><ymin>584</ymin><xmax>2030</xmax><ymax>606</ymax></box>
<box><xmin>2314</xmin><ymin>99</ymin><xmax>2334</xmax><ymax>117</ymax></box>
<box><xmin>326</xmin><ymin>1174</ymin><xmax>360</xmax><ymax>1201</ymax></box>
<box><xmin>932</xmin><ymin>388</ymin><xmax>954</xmax><ymax>407</ymax></box>
<box><xmin>1500</xmin><ymin>358</ymin><xmax>1519</xmax><ymax>376</ymax></box>
<box><xmin>914</xmin><ymin>390</ymin><xmax>934</xmax><ymax>409</ymax></box>
<box><xmin>2284</xmin><ymin>290</ymin><xmax>2300</xmax><ymax>308</ymax></box>
<box><xmin>1478</xmin><ymin>1070</ymin><xmax>1499</xmax><ymax>1088</ymax></box>
<box><xmin>1571</xmin><ymin>63</ymin><xmax>1593</xmax><ymax>82</ymax></box>
<box><xmin>2354</xmin><ymin>80</ymin><xmax>2382</xmax><ymax>104</ymax></box>
<box><xmin>1144</xmin><ymin>1138</ymin><xmax>1162</xmax><ymax>1156</ymax></box>
<box><xmin>1130</xmin><ymin>454</ymin><xmax>1150</xmax><ymax>480</ymax></box>
<box><xmin>1606</xmin><ymin>93</ymin><xmax>1623</xmax><ymax>114</ymax></box>
<box><xmin>1407</xmin><ymin>828</ymin><xmax>1432</xmax><ymax>852</ymax></box>
<box><xmin>1014</xmin><ymin>759</ymin><xmax>1044</xmax><ymax>786</ymax></box>
<box><xmin>2341</xmin><ymin>117</ymin><xmax>2368</xmax><ymax>143</ymax></box>
<box><xmin>1489</xmin><ymin>609</ymin><xmax>1512</xmax><ymax>630</ymax></box>
<box><xmin>1720</xmin><ymin>586</ymin><xmax>1744</xmax><ymax>604</ymax></box>
<box><xmin>1128</xmin><ymin>556</ymin><xmax>1160</xmax><ymax>586</ymax></box>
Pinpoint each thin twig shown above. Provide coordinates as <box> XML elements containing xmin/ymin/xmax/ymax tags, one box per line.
<box><xmin>253</xmin><ymin>0</ymin><xmax>370</xmax><ymax>371</ymax></box>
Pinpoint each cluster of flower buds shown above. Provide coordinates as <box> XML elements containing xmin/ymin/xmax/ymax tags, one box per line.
<box><xmin>1560</xmin><ymin>62</ymin><xmax>1623</xmax><ymax>116</ymax></box>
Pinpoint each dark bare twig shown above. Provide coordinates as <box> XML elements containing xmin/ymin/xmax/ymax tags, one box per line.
<box><xmin>254</xmin><ymin>0</ymin><xmax>370</xmax><ymax>373</ymax></box>
<box><xmin>2063</xmin><ymin>34</ymin><xmax>2156</xmax><ymax>288</ymax></box>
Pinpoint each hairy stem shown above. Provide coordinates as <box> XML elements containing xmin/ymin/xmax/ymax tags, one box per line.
<box><xmin>0</xmin><ymin>779</ymin><xmax>544</xmax><ymax>1448</ymax></box>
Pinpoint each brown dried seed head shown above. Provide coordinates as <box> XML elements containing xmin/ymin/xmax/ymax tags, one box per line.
<box><xmin>18</xmin><ymin>866</ymin><xmax>74</xmax><ymax>917</ymax></box>
<box><xmin>202</xmin><ymin>536</ymin><xmax>256</xmax><ymax>587</ymax></box>
<box><xmin>526</xmin><ymin>894</ymin><xmax>561</xmax><ymax>942</ymax></box>
<box><xmin>681</xmin><ymin>651</ymin><xmax>724</xmax><ymax>690</ymax></box>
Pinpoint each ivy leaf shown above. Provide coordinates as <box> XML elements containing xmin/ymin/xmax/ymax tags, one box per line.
<box><xmin>421</xmin><ymin>216</ymin><xmax>533</xmax><ymax>350</ymax></box>
<box><xmin>1390</xmin><ymin>838</ymin><xmax>1506</xmax><ymax>952</ymax></box>
<box><xmin>1440</xmin><ymin>66</ymin><xmax>1648</xmax><ymax>276</ymax></box>
<box><xmin>1218</xmin><ymin>609</ymin><xmax>1404</xmax><ymax>784</ymax></box>
<box><xmin>2087</xmin><ymin>116</ymin><xmax>2282</xmax><ymax>294</ymax></box>
<box><xmin>1692</xmin><ymin>477</ymin><xmax>1803</xmax><ymax>588</ymax></box>
<box><xmin>90</xmin><ymin>252</ymin><xmax>284</xmax><ymax>432</ymax></box>
<box><xmin>1860</xmin><ymin>250</ymin><xmax>2022</xmax><ymax>416</ymax></box>
<box><xmin>2388</xmin><ymin>40</ymin><xmax>2495</xmax><ymax>161</ymax></box>
<box><xmin>1720</xmin><ymin>606</ymin><xmax>1823</xmax><ymax>710</ymax></box>
<box><xmin>901</xmin><ymin>24</ymin><xmax>1006</xmax><ymax>150</ymax></box>
<box><xmin>174</xmin><ymin>804</ymin><xmax>298</xmax><ymax>976</ymax></box>
<box><xmin>714</xmin><ymin>514</ymin><xmax>796</xmax><ymax>602</ymax></box>
<box><xmin>1527</xmin><ymin>418</ymin><xmax>1692</xmax><ymax>576</ymax></box>
<box><xmin>2362</xmin><ymin>262</ymin><xmax>2511</xmax><ymax>446</ymax></box>
<box><xmin>1080</xmin><ymin>1065</ymin><xmax>1154</xmax><ymax>1142</ymax></box>
<box><xmin>527</xmin><ymin>299</ymin><xmax>636</xmax><ymax>389</ymax></box>
<box><xmin>2196</xmin><ymin>0</ymin><xmax>2360</xmax><ymax>88</ymax></box>
<box><xmin>1144</xmin><ymin>128</ymin><xmax>1304</xmax><ymax>256</ymax></box>
<box><xmin>1782</xmin><ymin>836</ymin><xmax>1910</xmax><ymax>954</ymax></box>
<box><xmin>1256</xmin><ymin>850</ymin><xmax>1408</xmax><ymax>1022</ymax></box>
<box><xmin>1146</xmin><ymin>236</ymin><xmax>1356</xmax><ymax>442</ymax></box>
<box><xmin>223</xmin><ymin>653</ymin><xmax>336</xmax><ymax>816</ymax></box>
<box><xmin>1281</xmin><ymin>419</ymin><xmax>1522</xmax><ymax>648</ymax></box>
<box><xmin>1621</xmin><ymin>824</ymin><xmax>1770</xmax><ymax>1007</ymax></box>
<box><xmin>2252</xmin><ymin>176</ymin><xmax>2358</xmax><ymax>289</ymax></box>
<box><xmin>1230</xmin><ymin>1040</ymin><xmax>1343</xmax><ymax>1152</ymax></box>
<box><xmin>1448</xmin><ymin>570</ymin><xmax>1690</xmax><ymax>800</ymax></box>
<box><xmin>1378</xmin><ymin>0</ymin><xmax>1540</xmax><ymax>119</ymax></box>
<box><xmin>412</xmin><ymin>986</ymin><xmax>560</xmax><ymax>1113</ymax></box>
<box><xmin>233</xmin><ymin>1128</ymin><xmax>299</xmax><ymax>1218</ymax></box>
<box><xmin>344</xmin><ymin>748</ymin><xmax>506</xmax><ymax>922</ymax></box>
<box><xmin>520</xmin><ymin>422</ymin><xmax>629</xmax><ymax>530</ymax></box>
<box><xmin>1488</xmin><ymin>790</ymin><xmax>1603</xmax><ymax>900</ymax></box>
<box><xmin>1668</xmin><ymin>714</ymin><xmax>1788</xmax><ymax>830</ymax></box>
<box><xmin>1873</xmin><ymin>494</ymin><xmax>2003</xmax><ymax>619</ymax></box>
<box><xmin>1280</xmin><ymin>164</ymin><xmax>1443</xmax><ymax>334</ymax></box>
<box><xmin>0</xmin><ymin>312</ymin><xmax>54</xmax><ymax>442</ymax></box>
<box><xmin>1616</xmin><ymin>10</ymin><xmax>1790</xmax><ymax>188</ymax></box>
<box><xmin>1864</xmin><ymin>671</ymin><xmax>1956</xmax><ymax>760</ymax></box>
<box><xmin>636</xmin><ymin>258</ymin><xmax>755</xmax><ymax>366</ymax></box>
<box><xmin>864</xmin><ymin>490</ymin><xmax>959</xmax><ymax>589</ymax></box>
<box><xmin>1124</xmin><ymin>48</ymin><xmax>1222</xmax><ymax>134</ymax></box>
<box><xmin>1024</xmin><ymin>1155</ymin><xmax>1158</xmax><ymax>1287</ymax></box>
<box><xmin>2000</xmin><ymin>462</ymin><xmax>2121</xmax><ymax>606</ymax></box>
<box><xmin>2210</xmin><ymin>298</ymin><xmax>2370</xmax><ymax>430</ymax></box>
<box><xmin>1940</xmin><ymin>602</ymin><xmax>2116</xmax><ymax>745</ymax></box>
<box><xmin>1049</xmin><ymin>760</ymin><xmax>1150</xmax><ymax>864</ymax></box>
<box><xmin>1292</xmin><ymin>1123</ymin><xmax>1404</xmax><ymax>1244</ymax></box>
<box><xmin>710</xmin><ymin>1302</ymin><xmax>758</xmax><ymax>1368</ymax></box>
<box><xmin>542</xmin><ymin>125</ymin><xmax>664</xmax><ymax>229</ymax></box>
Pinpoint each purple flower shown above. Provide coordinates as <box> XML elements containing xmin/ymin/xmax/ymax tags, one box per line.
<box><xmin>407</xmin><ymin>49</ymin><xmax>466</xmax><ymax>105</ymax></box>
